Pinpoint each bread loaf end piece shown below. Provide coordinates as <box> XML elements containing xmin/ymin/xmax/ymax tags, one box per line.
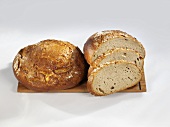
<box><xmin>84</xmin><ymin>30</ymin><xmax>145</xmax><ymax>64</ymax></box>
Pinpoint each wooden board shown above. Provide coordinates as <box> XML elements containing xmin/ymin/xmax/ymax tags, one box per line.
<box><xmin>17</xmin><ymin>69</ymin><xmax>146</xmax><ymax>93</ymax></box>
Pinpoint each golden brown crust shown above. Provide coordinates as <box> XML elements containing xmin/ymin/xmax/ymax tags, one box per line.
<box><xmin>87</xmin><ymin>60</ymin><xmax>142</xmax><ymax>96</ymax></box>
<box><xmin>13</xmin><ymin>39</ymin><xmax>87</xmax><ymax>91</ymax></box>
<box><xmin>83</xmin><ymin>32</ymin><xmax>102</xmax><ymax>64</ymax></box>
<box><xmin>83</xmin><ymin>30</ymin><xmax>146</xmax><ymax>64</ymax></box>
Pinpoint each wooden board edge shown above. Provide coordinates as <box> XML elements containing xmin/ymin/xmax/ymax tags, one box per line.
<box><xmin>17</xmin><ymin>69</ymin><xmax>147</xmax><ymax>93</ymax></box>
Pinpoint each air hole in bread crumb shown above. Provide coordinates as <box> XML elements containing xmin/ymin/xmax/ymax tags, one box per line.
<box><xmin>124</xmin><ymin>69</ymin><xmax>128</xmax><ymax>73</ymax></box>
<box><xmin>122</xmin><ymin>53</ymin><xmax>127</xmax><ymax>58</ymax></box>
<box><xmin>99</xmin><ymin>88</ymin><xmax>105</xmax><ymax>93</ymax></box>
<box><xmin>137</xmin><ymin>58</ymin><xmax>139</xmax><ymax>61</ymax></box>
<box><xmin>134</xmin><ymin>60</ymin><xmax>137</xmax><ymax>64</ymax></box>
<box><xmin>111</xmin><ymin>86</ymin><xmax>114</xmax><ymax>89</ymax></box>
<box><xmin>128</xmin><ymin>77</ymin><xmax>133</xmax><ymax>81</ymax></box>
<box><xmin>114</xmin><ymin>83</ymin><xmax>116</xmax><ymax>85</ymax></box>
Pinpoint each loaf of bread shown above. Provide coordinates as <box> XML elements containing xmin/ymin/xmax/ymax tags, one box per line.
<box><xmin>84</xmin><ymin>30</ymin><xmax>145</xmax><ymax>64</ymax></box>
<box><xmin>88</xmin><ymin>48</ymin><xmax>144</xmax><ymax>76</ymax></box>
<box><xmin>13</xmin><ymin>39</ymin><xmax>87</xmax><ymax>91</ymax></box>
<box><xmin>87</xmin><ymin>61</ymin><xmax>142</xmax><ymax>96</ymax></box>
<box><xmin>84</xmin><ymin>30</ymin><xmax>146</xmax><ymax>96</ymax></box>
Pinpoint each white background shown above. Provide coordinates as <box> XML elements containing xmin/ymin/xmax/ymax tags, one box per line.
<box><xmin>0</xmin><ymin>0</ymin><xmax>170</xmax><ymax>127</ymax></box>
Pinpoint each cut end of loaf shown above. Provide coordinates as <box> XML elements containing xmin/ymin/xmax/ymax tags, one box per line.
<box><xmin>87</xmin><ymin>61</ymin><xmax>142</xmax><ymax>96</ymax></box>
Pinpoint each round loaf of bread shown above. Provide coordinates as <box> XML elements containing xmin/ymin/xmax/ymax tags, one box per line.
<box><xmin>13</xmin><ymin>39</ymin><xmax>87</xmax><ymax>91</ymax></box>
<box><xmin>83</xmin><ymin>30</ymin><xmax>146</xmax><ymax>64</ymax></box>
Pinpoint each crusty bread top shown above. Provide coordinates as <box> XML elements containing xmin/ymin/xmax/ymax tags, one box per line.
<box><xmin>13</xmin><ymin>39</ymin><xmax>86</xmax><ymax>91</ymax></box>
<box><xmin>83</xmin><ymin>30</ymin><xmax>146</xmax><ymax>64</ymax></box>
<box><xmin>14</xmin><ymin>40</ymin><xmax>76</xmax><ymax>75</ymax></box>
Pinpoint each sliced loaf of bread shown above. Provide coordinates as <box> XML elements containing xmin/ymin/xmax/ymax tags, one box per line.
<box><xmin>88</xmin><ymin>48</ymin><xmax>144</xmax><ymax>75</ymax></box>
<box><xmin>84</xmin><ymin>30</ymin><xmax>145</xmax><ymax>64</ymax></box>
<box><xmin>87</xmin><ymin>61</ymin><xmax>142</xmax><ymax>96</ymax></box>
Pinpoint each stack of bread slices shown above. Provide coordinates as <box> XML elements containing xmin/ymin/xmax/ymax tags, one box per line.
<box><xmin>83</xmin><ymin>30</ymin><xmax>146</xmax><ymax>96</ymax></box>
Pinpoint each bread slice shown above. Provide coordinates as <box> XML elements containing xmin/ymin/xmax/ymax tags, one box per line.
<box><xmin>87</xmin><ymin>60</ymin><xmax>142</xmax><ymax>96</ymax></box>
<box><xmin>88</xmin><ymin>48</ymin><xmax>144</xmax><ymax>75</ymax></box>
<box><xmin>84</xmin><ymin>30</ymin><xmax>146</xmax><ymax>64</ymax></box>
